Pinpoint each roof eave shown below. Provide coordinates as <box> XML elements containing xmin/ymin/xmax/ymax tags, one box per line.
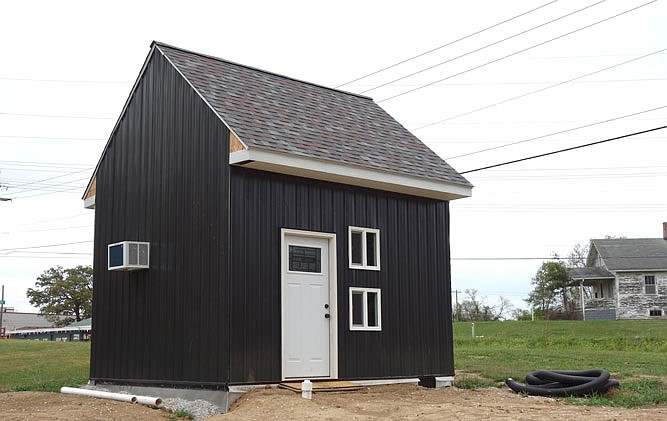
<box><xmin>230</xmin><ymin>148</ymin><xmax>472</xmax><ymax>201</ymax></box>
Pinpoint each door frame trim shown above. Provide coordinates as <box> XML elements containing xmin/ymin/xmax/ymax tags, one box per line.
<box><xmin>280</xmin><ymin>228</ymin><xmax>338</xmax><ymax>381</ymax></box>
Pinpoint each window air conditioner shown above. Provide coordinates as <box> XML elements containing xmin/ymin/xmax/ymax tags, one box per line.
<box><xmin>108</xmin><ymin>241</ymin><xmax>150</xmax><ymax>271</ymax></box>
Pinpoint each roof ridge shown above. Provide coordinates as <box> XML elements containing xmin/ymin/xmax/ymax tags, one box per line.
<box><xmin>593</xmin><ymin>237</ymin><xmax>666</xmax><ymax>241</ymax></box>
<box><xmin>151</xmin><ymin>41</ymin><xmax>374</xmax><ymax>102</ymax></box>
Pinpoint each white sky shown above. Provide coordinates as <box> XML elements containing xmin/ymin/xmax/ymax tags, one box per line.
<box><xmin>1</xmin><ymin>0</ymin><xmax>665</xmax><ymax>313</ymax></box>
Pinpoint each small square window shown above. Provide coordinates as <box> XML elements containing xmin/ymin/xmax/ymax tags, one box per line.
<box><xmin>349</xmin><ymin>287</ymin><xmax>381</xmax><ymax>331</ymax></box>
<box><xmin>649</xmin><ymin>309</ymin><xmax>662</xmax><ymax>317</ymax></box>
<box><xmin>644</xmin><ymin>276</ymin><xmax>656</xmax><ymax>295</ymax></box>
<box><xmin>348</xmin><ymin>226</ymin><xmax>380</xmax><ymax>270</ymax></box>
<box><xmin>288</xmin><ymin>245</ymin><xmax>321</xmax><ymax>273</ymax></box>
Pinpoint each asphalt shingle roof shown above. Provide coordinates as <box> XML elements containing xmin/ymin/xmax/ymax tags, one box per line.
<box><xmin>155</xmin><ymin>42</ymin><xmax>471</xmax><ymax>187</ymax></box>
<box><xmin>592</xmin><ymin>238</ymin><xmax>667</xmax><ymax>271</ymax></box>
<box><xmin>570</xmin><ymin>266</ymin><xmax>614</xmax><ymax>280</ymax></box>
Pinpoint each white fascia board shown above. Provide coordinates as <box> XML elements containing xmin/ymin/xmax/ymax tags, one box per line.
<box><xmin>230</xmin><ymin>148</ymin><xmax>472</xmax><ymax>201</ymax></box>
<box><xmin>84</xmin><ymin>195</ymin><xmax>95</xmax><ymax>209</ymax></box>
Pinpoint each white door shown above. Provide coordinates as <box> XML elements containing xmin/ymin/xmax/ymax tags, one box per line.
<box><xmin>283</xmin><ymin>234</ymin><xmax>330</xmax><ymax>378</ymax></box>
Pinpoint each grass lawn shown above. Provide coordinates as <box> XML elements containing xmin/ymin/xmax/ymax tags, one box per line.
<box><xmin>454</xmin><ymin>320</ymin><xmax>667</xmax><ymax>407</ymax></box>
<box><xmin>0</xmin><ymin>340</ymin><xmax>90</xmax><ymax>392</ymax></box>
<box><xmin>1</xmin><ymin>320</ymin><xmax>665</xmax><ymax>408</ymax></box>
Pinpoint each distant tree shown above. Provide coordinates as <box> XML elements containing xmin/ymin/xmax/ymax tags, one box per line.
<box><xmin>457</xmin><ymin>289</ymin><xmax>513</xmax><ymax>321</ymax></box>
<box><xmin>566</xmin><ymin>243</ymin><xmax>589</xmax><ymax>268</ymax></box>
<box><xmin>26</xmin><ymin>265</ymin><xmax>93</xmax><ymax>327</ymax></box>
<box><xmin>525</xmin><ymin>260</ymin><xmax>572</xmax><ymax>319</ymax></box>
<box><xmin>510</xmin><ymin>308</ymin><xmax>532</xmax><ymax>321</ymax></box>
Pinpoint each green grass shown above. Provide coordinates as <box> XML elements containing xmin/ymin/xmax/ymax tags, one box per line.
<box><xmin>454</xmin><ymin>320</ymin><xmax>667</xmax><ymax>407</ymax></box>
<box><xmin>2</xmin><ymin>320</ymin><xmax>666</xmax><ymax>408</ymax></box>
<box><xmin>0</xmin><ymin>340</ymin><xmax>90</xmax><ymax>392</ymax></box>
<box><xmin>170</xmin><ymin>409</ymin><xmax>194</xmax><ymax>420</ymax></box>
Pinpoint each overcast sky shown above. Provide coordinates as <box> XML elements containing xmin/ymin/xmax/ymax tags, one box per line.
<box><xmin>1</xmin><ymin>0</ymin><xmax>665</xmax><ymax>314</ymax></box>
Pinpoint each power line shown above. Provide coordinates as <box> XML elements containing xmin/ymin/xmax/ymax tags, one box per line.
<box><xmin>334</xmin><ymin>0</ymin><xmax>560</xmax><ymax>88</ymax></box>
<box><xmin>14</xmin><ymin>186</ymin><xmax>85</xmax><ymax>200</ymax></box>
<box><xmin>0</xmin><ymin>160</ymin><xmax>92</xmax><ymax>168</ymax></box>
<box><xmin>5</xmin><ymin>251</ymin><xmax>93</xmax><ymax>255</ymax></box>
<box><xmin>459</xmin><ymin>125</ymin><xmax>667</xmax><ymax>174</ymax></box>
<box><xmin>9</xmin><ymin>168</ymin><xmax>90</xmax><ymax>195</ymax></box>
<box><xmin>13</xmin><ymin>214</ymin><xmax>91</xmax><ymax>227</ymax></box>
<box><xmin>0</xmin><ymin>240</ymin><xmax>93</xmax><ymax>252</ymax></box>
<box><xmin>0</xmin><ymin>112</ymin><xmax>114</xmax><ymax>120</ymax></box>
<box><xmin>445</xmin><ymin>105</ymin><xmax>667</xmax><ymax>159</ymax></box>
<box><xmin>361</xmin><ymin>0</ymin><xmax>607</xmax><ymax>95</ymax></box>
<box><xmin>378</xmin><ymin>0</ymin><xmax>657</xmax><ymax>103</ymax></box>
<box><xmin>0</xmin><ymin>225</ymin><xmax>93</xmax><ymax>235</ymax></box>
<box><xmin>0</xmin><ymin>255</ymin><xmax>92</xmax><ymax>259</ymax></box>
<box><xmin>352</xmin><ymin>77</ymin><xmax>667</xmax><ymax>88</ymax></box>
<box><xmin>414</xmin><ymin>48</ymin><xmax>666</xmax><ymax>130</ymax></box>
<box><xmin>0</xmin><ymin>135</ymin><xmax>106</xmax><ymax>141</ymax></box>
<box><xmin>452</xmin><ymin>255</ymin><xmax>667</xmax><ymax>260</ymax></box>
<box><xmin>0</xmin><ymin>76</ymin><xmax>129</xmax><ymax>84</ymax></box>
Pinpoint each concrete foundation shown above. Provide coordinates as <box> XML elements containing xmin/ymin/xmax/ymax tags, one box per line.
<box><xmin>87</xmin><ymin>382</ymin><xmax>237</xmax><ymax>413</ymax></box>
<box><xmin>88</xmin><ymin>376</ymin><xmax>454</xmax><ymax>414</ymax></box>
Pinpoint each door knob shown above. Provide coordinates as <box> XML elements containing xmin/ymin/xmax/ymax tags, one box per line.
<box><xmin>324</xmin><ymin>313</ymin><xmax>330</xmax><ymax>319</ymax></box>
<box><xmin>324</xmin><ymin>304</ymin><xmax>329</xmax><ymax>309</ymax></box>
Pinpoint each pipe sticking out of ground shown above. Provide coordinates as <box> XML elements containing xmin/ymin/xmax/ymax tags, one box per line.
<box><xmin>60</xmin><ymin>387</ymin><xmax>137</xmax><ymax>403</ymax></box>
<box><xmin>60</xmin><ymin>387</ymin><xmax>163</xmax><ymax>407</ymax></box>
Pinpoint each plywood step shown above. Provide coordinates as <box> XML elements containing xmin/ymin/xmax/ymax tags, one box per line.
<box><xmin>278</xmin><ymin>381</ymin><xmax>363</xmax><ymax>392</ymax></box>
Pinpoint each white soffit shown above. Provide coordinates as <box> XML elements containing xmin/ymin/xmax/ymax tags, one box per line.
<box><xmin>230</xmin><ymin>148</ymin><xmax>472</xmax><ymax>201</ymax></box>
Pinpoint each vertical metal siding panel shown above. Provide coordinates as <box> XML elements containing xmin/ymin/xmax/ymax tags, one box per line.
<box><xmin>227</xmin><ymin>168</ymin><xmax>455</xmax><ymax>383</ymax></box>
<box><xmin>91</xmin><ymin>51</ymin><xmax>230</xmax><ymax>385</ymax></box>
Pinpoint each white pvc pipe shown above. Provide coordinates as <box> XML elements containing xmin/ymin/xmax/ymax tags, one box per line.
<box><xmin>135</xmin><ymin>395</ymin><xmax>163</xmax><ymax>407</ymax></box>
<box><xmin>60</xmin><ymin>387</ymin><xmax>137</xmax><ymax>403</ymax></box>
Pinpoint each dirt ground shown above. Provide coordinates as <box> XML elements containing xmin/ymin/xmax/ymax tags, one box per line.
<box><xmin>2</xmin><ymin>385</ymin><xmax>667</xmax><ymax>420</ymax></box>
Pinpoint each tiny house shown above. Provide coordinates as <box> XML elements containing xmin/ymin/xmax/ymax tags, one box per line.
<box><xmin>82</xmin><ymin>41</ymin><xmax>472</xmax><ymax>406</ymax></box>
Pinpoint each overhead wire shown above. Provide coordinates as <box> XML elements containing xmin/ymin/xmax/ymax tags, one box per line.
<box><xmin>0</xmin><ymin>76</ymin><xmax>129</xmax><ymax>84</ymax></box>
<box><xmin>351</xmin><ymin>77</ymin><xmax>667</xmax><ymax>88</ymax></box>
<box><xmin>0</xmin><ymin>240</ymin><xmax>93</xmax><ymax>252</ymax></box>
<box><xmin>378</xmin><ymin>0</ymin><xmax>657</xmax><ymax>103</ymax></box>
<box><xmin>0</xmin><ymin>135</ymin><xmax>106</xmax><ymax>141</ymax></box>
<box><xmin>12</xmin><ymin>214</ymin><xmax>91</xmax><ymax>227</ymax></box>
<box><xmin>459</xmin><ymin>125</ymin><xmax>667</xmax><ymax>174</ymax></box>
<box><xmin>445</xmin><ymin>105</ymin><xmax>667</xmax><ymax>159</ymax></box>
<box><xmin>413</xmin><ymin>48</ymin><xmax>667</xmax><ymax>130</ymax></box>
<box><xmin>0</xmin><ymin>112</ymin><xmax>114</xmax><ymax>120</ymax></box>
<box><xmin>9</xmin><ymin>168</ymin><xmax>91</xmax><ymax>197</ymax></box>
<box><xmin>0</xmin><ymin>225</ymin><xmax>93</xmax><ymax>235</ymax></box>
<box><xmin>361</xmin><ymin>0</ymin><xmax>608</xmax><ymax>95</ymax></box>
<box><xmin>334</xmin><ymin>0</ymin><xmax>560</xmax><ymax>88</ymax></box>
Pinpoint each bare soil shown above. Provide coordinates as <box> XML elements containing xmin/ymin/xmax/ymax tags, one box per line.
<box><xmin>3</xmin><ymin>385</ymin><xmax>667</xmax><ymax>420</ymax></box>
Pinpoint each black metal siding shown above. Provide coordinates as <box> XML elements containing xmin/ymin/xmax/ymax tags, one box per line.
<box><xmin>229</xmin><ymin>167</ymin><xmax>454</xmax><ymax>383</ymax></box>
<box><xmin>90</xmin><ymin>51</ymin><xmax>230</xmax><ymax>386</ymax></box>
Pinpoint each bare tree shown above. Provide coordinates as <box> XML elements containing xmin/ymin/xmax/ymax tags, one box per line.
<box><xmin>566</xmin><ymin>243</ymin><xmax>589</xmax><ymax>268</ymax></box>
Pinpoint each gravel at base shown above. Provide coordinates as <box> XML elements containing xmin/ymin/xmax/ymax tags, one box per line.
<box><xmin>161</xmin><ymin>397</ymin><xmax>220</xmax><ymax>420</ymax></box>
<box><xmin>85</xmin><ymin>385</ymin><xmax>221</xmax><ymax>420</ymax></box>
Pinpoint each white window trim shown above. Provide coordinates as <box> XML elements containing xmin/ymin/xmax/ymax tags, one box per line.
<box><xmin>348</xmin><ymin>226</ymin><xmax>380</xmax><ymax>270</ymax></box>
<box><xmin>349</xmin><ymin>287</ymin><xmax>382</xmax><ymax>331</ymax></box>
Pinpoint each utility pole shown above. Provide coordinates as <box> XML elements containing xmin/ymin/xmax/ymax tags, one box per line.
<box><xmin>0</xmin><ymin>285</ymin><xmax>5</xmax><ymax>338</ymax></box>
<box><xmin>453</xmin><ymin>289</ymin><xmax>460</xmax><ymax>321</ymax></box>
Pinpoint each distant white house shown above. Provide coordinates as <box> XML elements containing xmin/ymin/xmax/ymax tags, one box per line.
<box><xmin>8</xmin><ymin>317</ymin><xmax>92</xmax><ymax>341</ymax></box>
<box><xmin>571</xmin><ymin>223</ymin><xmax>667</xmax><ymax>320</ymax></box>
<box><xmin>1</xmin><ymin>310</ymin><xmax>69</xmax><ymax>334</ymax></box>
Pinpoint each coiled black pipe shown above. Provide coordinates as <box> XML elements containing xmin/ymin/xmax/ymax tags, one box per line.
<box><xmin>506</xmin><ymin>369</ymin><xmax>619</xmax><ymax>397</ymax></box>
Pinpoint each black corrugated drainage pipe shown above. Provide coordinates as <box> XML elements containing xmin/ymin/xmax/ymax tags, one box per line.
<box><xmin>506</xmin><ymin>369</ymin><xmax>619</xmax><ymax>397</ymax></box>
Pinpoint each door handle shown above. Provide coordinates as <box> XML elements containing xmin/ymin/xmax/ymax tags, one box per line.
<box><xmin>324</xmin><ymin>313</ymin><xmax>330</xmax><ymax>319</ymax></box>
